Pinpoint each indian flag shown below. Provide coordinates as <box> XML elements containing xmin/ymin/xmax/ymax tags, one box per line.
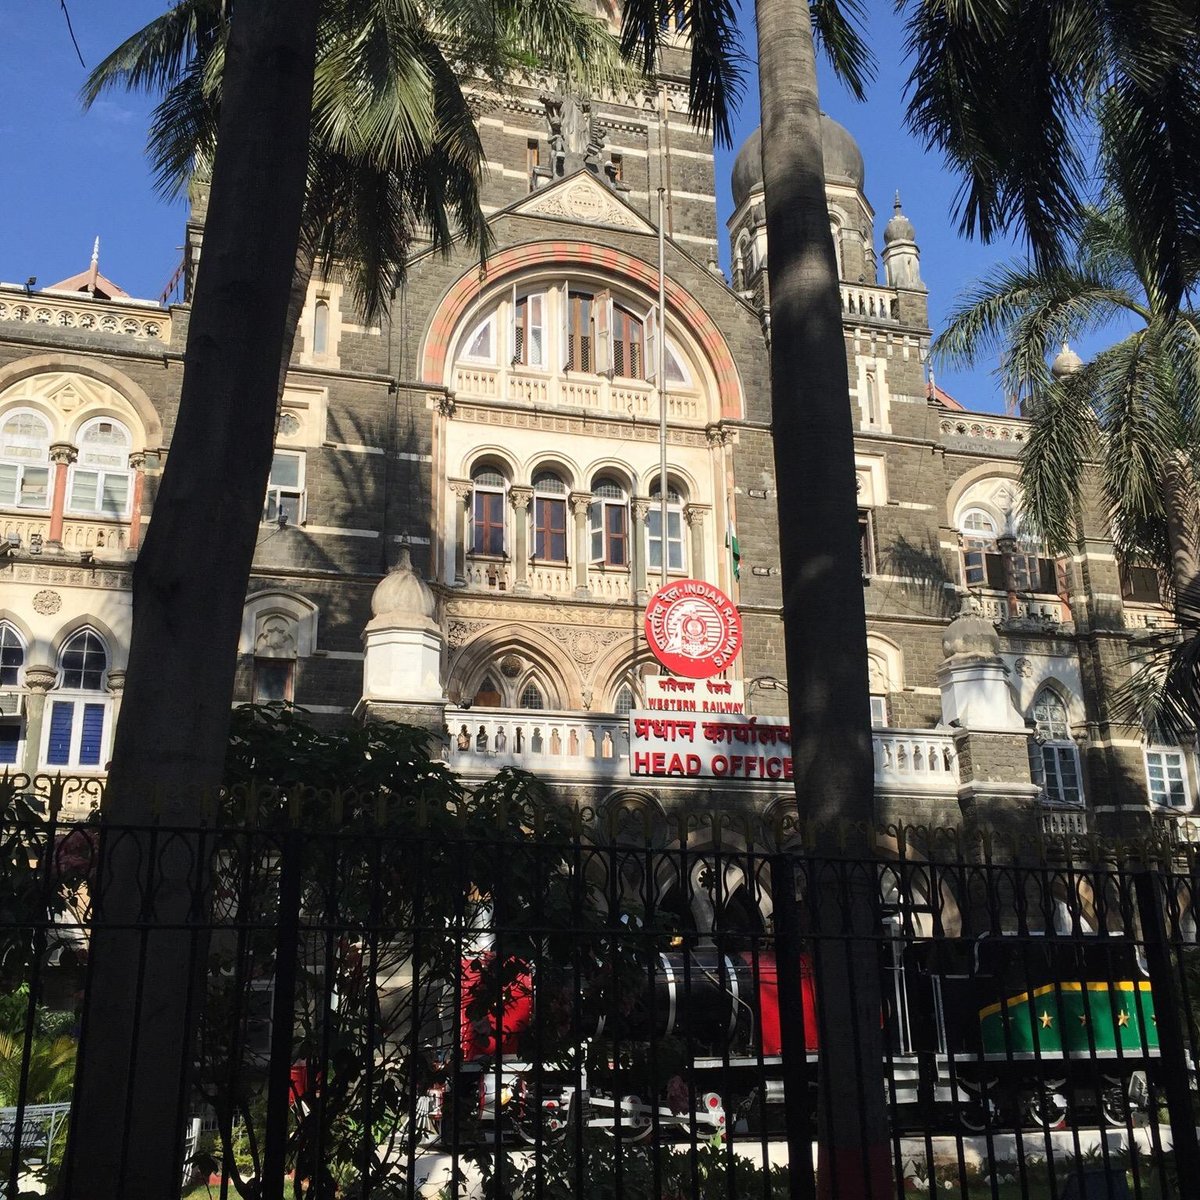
<box><xmin>726</xmin><ymin>518</ymin><xmax>741</xmax><ymax>581</ymax></box>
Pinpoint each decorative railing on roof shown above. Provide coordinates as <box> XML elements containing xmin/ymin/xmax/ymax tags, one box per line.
<box><xmin>0</xmin><ymin>288</ymin><xmax>168</xmax><ymax>343</ymax></box>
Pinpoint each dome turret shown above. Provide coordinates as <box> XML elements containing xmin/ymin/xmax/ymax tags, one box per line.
<box><xmin>369</xmin><ymin>544</ymin><xmax>437</xmax><ymax>626</ymax></box>
<box><xmin>730</xmin><ymin>114</ymin><xmax>866</xmax><ymax>209</ymax></box>
<box><xmin>1051</xmin><ymin>342</ymin><xmax>1084</xmax><ymax>378</ymax></box>
<box><xmin>883</xmin><ymin>192</ymin><xmax>916</xmax><ymax>244</ymax></box>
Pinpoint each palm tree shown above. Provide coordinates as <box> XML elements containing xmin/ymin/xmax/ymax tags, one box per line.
<box><xmin>933</xmin><ymin>203</ymin><xmax>1200</xmax><ymax>599</ymax></box>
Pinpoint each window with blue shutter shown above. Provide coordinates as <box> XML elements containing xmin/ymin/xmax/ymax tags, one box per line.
<box><xmin>46</xmin><ymin>701</ymin><xmax>74</xmax><ymax>765</ymax></box>
<box><xmin>79</xmin><ymin>703</ymin><xmax>105</xmax><ymax>766</ymax></box>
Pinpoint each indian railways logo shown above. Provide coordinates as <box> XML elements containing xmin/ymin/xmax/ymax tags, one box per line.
<box><xmin>644</xmin><ymin>579</ymin><xmax>742</xmax><ymax>679</ymax></box>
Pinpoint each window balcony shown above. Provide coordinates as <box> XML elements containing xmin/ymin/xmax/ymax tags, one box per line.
<box><xmin>462</xmin><ymin>557</ymin><xmax>633</xmax><ymax>601</ymax></box>
<box><xmin>451</xmin><ymin>365</ymin><xmax>705</xmax><ymax>424</ymax></box>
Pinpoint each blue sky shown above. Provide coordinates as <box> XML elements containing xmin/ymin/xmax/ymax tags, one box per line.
<box><xmin>0</xmin><ymin>2</ymin><xmax>1057</xmax><ymax>414</ymax></box>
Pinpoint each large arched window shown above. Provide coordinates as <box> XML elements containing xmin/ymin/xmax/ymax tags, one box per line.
<box><xmin>0</xmin><ymin>410</ymin><xmax>51</xmax><ymax>510</ymax></box>
<box><xmin>589</xmin><ymin>476</ymin><xmax>629</xmax><ymax>567</ymax></box>
<box><xmin>647</xmin><ymin>480</ymin><xmax>685</xmax><ymax>573</ymax></box>
<box><xmin>533</xmin><ymin>472</ymin><xmax>568</xmax><ymax>563</ymax></box>
<box><xmin>1030</xmin><ymin>687</ymin><xmax>1082</xmax><ymax>806</ymax></box>
<box><xmin>470</xmin><ymin>466</ymin><xmax>507</xmax><ymax>556</ymax></box>
<box><xmin>46</xmin><ymin>629</ymin><xmax>110</xmax><ymax>769</ymax></box>
<box><xmin>69</xmin><ymin>417</ymin><xmax>133</xmax><ymax>517</ymax></box>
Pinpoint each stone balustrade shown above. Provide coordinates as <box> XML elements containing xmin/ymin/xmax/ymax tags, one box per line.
<box><xmin>451</xmin><ymin>364</ymin><xmax>706</xmax><ymax>424</ymax></box>
<box><xmin>450</xmin><ymin>714</ymin><xmax>961</xmax><ymax>798</ymax></box>
<box><xmin>841</xmin><ymin>284</ymin><xmax>899</xmax><ymax>324</ymax></box>
<box><xmin>0</xmin><ymin>513</ymin><xmax>129</xmax><ymax>554</ymax></box>
<box><xmin>873</xmin><ymin>729</ymin><xmax>959</xmax><ymax>794</ymax></box>
<box><xmin>0</xmin><ymin>288</ymin><xmax>168</xmax><ymax>343</ymax></box>
<box><xmin>447</xmin><ymin>712</ymin><xmax>628</xmax><ymax>779</ymax></box>
<box><xmin>1040</xmin><ymin>806</ymin><xmax>1089</xmax><ymax>837</ymax></box>
<box><xmin>976</xmin><ymin>594</ymin><xmax>1068</xmax><ymax>625</ymax></box>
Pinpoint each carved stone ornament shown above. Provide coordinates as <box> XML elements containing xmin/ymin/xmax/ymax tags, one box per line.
<box><xmin>1014</xmin><ymin>657</ymin><xmax>1033</xmax><ymax>679</ymax></box>
<box><xmin>500</xmin><ymin>653</ymin><xmax>523</xmax><ymax>678</ymax></box>
<box><xmin>514</xmin><ymin>173</ymin><xmax>652</xmax><ymax>234</ymax></box>
<box><xmin>32</xmin><ymin>589</ymin><xmax>62</xmax><ymax>615</ymax></box>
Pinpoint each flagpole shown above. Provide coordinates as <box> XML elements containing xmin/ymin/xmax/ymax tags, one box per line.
<box><xmin>657</xmin><ymin>185</ymin><xmax>668</xmax><ymax>589</ymax></box>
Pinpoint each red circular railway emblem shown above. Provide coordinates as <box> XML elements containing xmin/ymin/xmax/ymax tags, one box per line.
<box><xmin>644</xmin><ymin>579</ymin><xmax>742</xmax><ymax>678</ymax></box>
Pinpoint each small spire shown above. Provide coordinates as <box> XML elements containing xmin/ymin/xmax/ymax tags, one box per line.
<box><xmin>87</xmin><ymin>237</ymin><xmax>100</xmax><ymax>296</ymax></box>
<box><xmin>893</xmin><ymin>190</ymin><xmax>902</xmax><ymax>214</ymax></box>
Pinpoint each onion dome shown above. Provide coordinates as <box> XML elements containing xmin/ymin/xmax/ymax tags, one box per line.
<box><xmin>883</xmin><ymin>193</ymin><xmax>916</xmax><ymax>244</ymax></box>
<box><xmin>730</xmin><ymin>114</ymin><xmax>866</xmax><ymax>209</ymax></box>
<box><xmin>1050</xmin><ymin>342</ymin><xmax>1084</xmax><ymax>378</ymax></box>
<box><xmin>369</xmin><ymin>544</ymin><xmax>437</xmax><ymax>625</ymax></box>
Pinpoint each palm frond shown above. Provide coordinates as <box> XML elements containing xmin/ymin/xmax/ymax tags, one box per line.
<box><xmin>1100</xmin><ymin>67</ymin><xmax>1200</xmax><ymax>313</ymax></box>
<box><xmin>933</xmin><ymin>258</ymin><xmax>1145</xmax><ymax>404</ymax></box>
<box><xmin>1113</xmin><ymin>587</ymin><xmax>1200</xmax><ymax>742</ymax></box>
<box><xmin>810</xmin><ymin>0</ymin><xmax>875</xmax><ymax>102</ymax></box>
<box><xmin>146</xmin><ymin>57</ymin><xmax>221</xmax><ymax>198</ymax></box>
<box><xmin>81</xmin><ymin>0</ymin><xmax>224</xmax><ymax>107</ymax></box>
<box><xmin>902</xmin><ymin>0</ymin><xmax>1101</xmax><ymax>262</ymax></box>
<box><xmin>1019</xmin><ymin>371</ymin><xmax>1096</xmax><ymax>551</ymax></box>
<box><xmin>618</xmin><ymin>0</ymin><xmax>745</xmax><ymax>146</ymax></box>
<box><xmin>1090</xmin><ymin>331</ymin><xmax>1180</xmax><ymax>562</ymax></box>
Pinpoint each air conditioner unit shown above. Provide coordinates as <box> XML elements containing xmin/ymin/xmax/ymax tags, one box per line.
<box><xmin>0</xmin><ymin>691</ymin><xmax>24</xmax><ymax>717</ymax></box>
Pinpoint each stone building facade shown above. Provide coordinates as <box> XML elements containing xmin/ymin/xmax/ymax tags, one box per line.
<box><xmin>0</xmin><ymin>61</ymin><xmax>1186</xmax><ymax>841</ymax></box>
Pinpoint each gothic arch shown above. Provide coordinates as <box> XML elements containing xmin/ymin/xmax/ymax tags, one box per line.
<box><xmin>945</xmin><ymin>463</ymin><xmax>1020</xmax><ymax>531</ymax></box>
<box><xmin>448</xmin><ymin>623</ymin><xmax>581</xmax><ymax>709</ymax></box>
<box><xmin>0</xmin><ymin>353</ymin><xmax>163</xmax><ymax>446</ymax></box>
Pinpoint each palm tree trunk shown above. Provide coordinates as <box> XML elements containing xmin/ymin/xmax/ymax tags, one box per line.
<box><xmin>753</xmin><ymin>0</ymin><xmax>891</xmax><ymax>1194</ymax></box>
<box><xmin>63</xmin><ymin>4</ymin><xmax>320</xmax><ymax>1196</ymax></box>
<box><xmin>1161</xmin><ymin>450</ymin><xmax>1200</xmax><ymax>605</ymax></box>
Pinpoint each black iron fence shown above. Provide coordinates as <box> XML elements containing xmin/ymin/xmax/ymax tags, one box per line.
<box><xmin>3</xmin><ymin>786</ymin><xmax>1200</xmax><ymax>1199</ymax></box>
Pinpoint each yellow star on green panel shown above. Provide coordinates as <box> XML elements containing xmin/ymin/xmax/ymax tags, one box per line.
<box><xmin>1117</xmin><ymin>1010</ymin><xmax>1130</xmax><ymax>1027</ymax></box>
<box><xmin>1040</xmin><ymin>1011</ymin><xmax>1054</xmax><ymax>1029</ymax></box>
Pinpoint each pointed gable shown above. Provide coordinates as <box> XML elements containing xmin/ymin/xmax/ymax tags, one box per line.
<box><xmin>508</xmin><ymin>170</ymin><xmax>657</xmax><ymax>236</ymax></box>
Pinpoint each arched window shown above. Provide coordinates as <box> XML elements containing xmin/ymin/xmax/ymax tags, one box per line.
<box><xmin>0</xmin><ymin>410</ymin><xmax>51</xmax><ymax>510</ymax></box>
<box><xmin>614</xmin><ymin>684</ymin><xmax>636</xmax><ymax>717</ymax></box>
<box><xmin>647</xmin><ymin>481</ymin><xmax>685</xmax><ymax>573</ymax></box>
<box><xmin>1030</xmin><ymin>687</ymin><xmax>1082</xmax><ymax>806</ymax></box>
<box><xmin>519</xmin><ymin>680</ymin><xmax>545</xmax><ymax>710</ymax></box>
<box><xmin>590</xmin><ymin>477</ymin><xmax>629</xmax><ymax>567</ymax></box>
<box><xmin>69</xmin><ymin>418</ymin><xmax>133</xmax><ymax>517</ymax></box>
<box><xmin>612</xmin><ymin>306</ymin><xmax>644</xmax><ymax>379</ymax></box>
<box><xmin>0</xmin><ymin>623</ymin><xmax>25</xmax><ymax>765</ymax></box>
<box><xmin>470</xmin><ymin>466</ymin><xmax>507</xmax><ymax>556</ymax></box>
<box><xmin>960</xmin><ymin>508</ymin><xmax>999</xmax><ymax>587</ymax></box>
<box><xmin>0</xmin><ymin>623</ymin><xmax>24</xmax><ymax>687</ymax></box>
<box><xmin>474</xmin><ymin>674</ymin><xmax>502</xmax><ymax>707</ymax></box>
<box><xmin>313</xmin><ymin>299</ymin><xmax>330</xmax><ymax>356</ymax></box>
<box><xmin>46</xmin><ymin>630</ymin><xmax>110</xmax><ymax>769</ymax></box>
<box><xmin>533</xmin><ymin>472</ymin><xmax>568</xmax><ymax>563</ymax></box>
